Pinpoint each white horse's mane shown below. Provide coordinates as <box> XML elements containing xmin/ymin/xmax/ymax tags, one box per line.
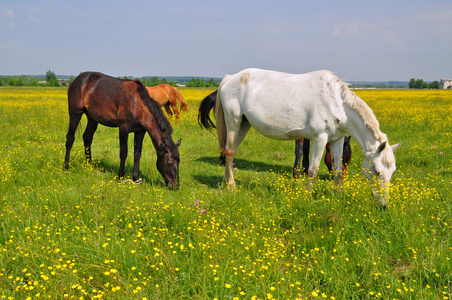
<box><xmin>337</xmin><ymin>79</ymin><xmax>387</xmax><ymax>142</ymax></box>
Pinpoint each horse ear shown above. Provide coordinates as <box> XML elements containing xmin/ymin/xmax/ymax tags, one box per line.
<box><xmin>391</xmin><ymin>142</ymin><xmax>402</xmax><ymax>152</ymax></box>
<box><xmin>377</xmin><ymin>141</ymin><xmax>387</xmax><ymax>153</ymax></box>
<box><xmin>175</xmin><ymin>138</ymin><xmax>182</xmax><ymax>147</ymax></box>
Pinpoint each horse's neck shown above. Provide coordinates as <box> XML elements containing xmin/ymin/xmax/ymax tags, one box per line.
<box><xmin>343</xmin><ymin>106</ymin><xmax>385</xmax><ymax>153</ymax></box>
<box><xmin>143</xmin><ymin>115</ymin><xmax>166</xmax><ymax>149</ymax></box>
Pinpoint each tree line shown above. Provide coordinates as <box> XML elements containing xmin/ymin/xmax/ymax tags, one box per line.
<box><xmin>409</xmin><ymin>78</ymin><xmax>439</xmax><ymax>89</ymax></box>
<box><xmin>0</xmin><ymin>71</ymin><xmax>220</xmax><ymax>88</ymax></box>
<box><xmin>0</xmin><ymin>71</ymin><xmax>67</xmax><ymax>87</ymax></box>
<box><xmin>138</xmin><ymin>76</ymin><xmax>219</xmax><ymax>87</ymax></box>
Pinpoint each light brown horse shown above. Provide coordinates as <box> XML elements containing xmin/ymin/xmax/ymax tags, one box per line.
<box><xmin>146</xmin><ymin>84</ymin><xmax>189</xmax><ymax>123</ymax></box>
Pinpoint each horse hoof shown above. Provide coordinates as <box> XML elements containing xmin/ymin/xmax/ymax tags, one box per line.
<box><xmin>134</xmin><ymin>178</ymin><xmax>143</xmax><ymax>184</ymax></box>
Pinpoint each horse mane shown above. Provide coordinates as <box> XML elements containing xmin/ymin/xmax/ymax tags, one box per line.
<box><xmin>135</xmin><ymin>79</ymin><xmax>173</xmax><ymax>135</ymax></box>
<box><xmin>338</xmin><ymin>80</ymin><xmax>387</xmax><ymax>142</ymax></box>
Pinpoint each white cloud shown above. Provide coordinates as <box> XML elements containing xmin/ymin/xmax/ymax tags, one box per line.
<box><xmin>27</xmin><ymin>13</ymin><xmax>41</xmax><ymax>23</ymax></box>
<box><xmin>4</xmin><ymin>9</ymin><xmax>16</xmax><ymax>19</ymax></box>
<box><xmin>333</xmin><ymin>21</ymin><xmax>375</xmax><ymax>38</ymax></box>
<box><xmin>3</xmin><ymin>9</ymin><xmax>17</xmax><ymax>27</ymax></box>
<box><xmin>333</xmin><ymin>20</ymin><xmax>398</xmax><ymax>44</ymax></box>
<box><xmin>418</xmin><ymin>8</ymin><xmax>452</xmax><ymax>23</ymax></box>
<box><xmin>0</xmin><ymin>39</ymin><xmax>22</xmax><ymax>51</ymax></box>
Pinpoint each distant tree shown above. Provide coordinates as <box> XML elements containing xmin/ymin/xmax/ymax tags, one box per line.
<box><xmin>187</xmin><ymin>78</ymin><xmax>201</xmax><ymax>87</ymax></box>
<box><xmin>45</xmin><ymin>70</ymin><xmax>57</xmax><ymax>82</ymax></box>
<box><xmin>409</xmin><ymin>78</ymin><xmax>438</xmax><ymax>89</ymax></box>
<box><xmin>45</xmin><ymin>70</ymin><xmax>60</xmax><ymax>87</ymax></box>
<box><xmin>48</xmin><ymin>77</ymin><xmax>60</xmax><ymax>87</ymax></box>
<box><xmin>429</xmin><ymin>81</ymin><xmax>439</xmax><ymax>89</ymax></box>
<box><xmin>8</xmin><ymin>77</ymin><xmax>23</xmax><ymax>86</ymax></box>
<box><xmin>207</xmin><ymin>78</ymin><xmax>216</xmax><ymax>87</ymax></box>
<box><xmin>149</xmin><ymin>76</ymin><xmax>161</xmax><ymax>86</ymax></box>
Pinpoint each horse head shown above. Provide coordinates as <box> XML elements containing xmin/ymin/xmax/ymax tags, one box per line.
<box><xmin>156</xmin><ymin>138</ymin><xmax>181</xmax><ymax>190</ymax></box>
<box><xmin>361</xmin><ymin>141</ymin><xmax>401</xmax><ymax>209</ymax></box>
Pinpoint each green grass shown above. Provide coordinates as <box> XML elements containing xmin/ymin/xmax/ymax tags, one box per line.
<box><xmin>0</xmin><ymin>87</ymin><xmax>451</xmax><ymax>299</ymax></box>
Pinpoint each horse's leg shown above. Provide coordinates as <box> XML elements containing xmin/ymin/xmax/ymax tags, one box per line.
<box><xmin>293</xmin><ymin>138</ymin><xmax>304</xmax><ymax>178</ymax></box>
<box><xmin>64</xmin><ymin>112</ymin><xmax>83</xmax><ymax>169</ymax></box>
<box><xmin>306</xmin><ymin>135</ymin><xmax>328</xmax><ymax>190</ymax></box>
<box><xmin>82</xmin><ymin>114</ymin><xmax>99</xmax><ymax>164</ymax></box>
<box><xmin>223</xmin><ymin>121</ymin><xmax>251</xmax><ymax>189</ymax></box>
<box><xmin>329</xmin><ymin>137</ymin><xmax>345</xmax><ymax>188</ymax></box>
<box><xmin>164</xmin><ymin>103</ymin><xmax>173</xmax><ymax>122</ymax></box>
<box><xmin>302</xmin><ymin>138</ymin><xmax>310</xmax><ymax>175</ymax></box>
<box><xmin>132</xmin><ymin>131</ymin><xmax>145</xmax><ymax>183</ymax></box>
<box><xmin>342</xmin><ymin>136</ymin><xmax>352</xmax><ymax>178</ymax></box>
<box><xmin>118</xmin><ymin>125</ymin><xmax>129</xmax><ymax>179</ymax></box>
<box><xmin>170</xmin><ymin>101</ymin><xmax>180</xmax><ymax>124</ymax></box>
<box><xmin>220</xmin><ymin>153</ymin><xmax>237</xmax><ymax>169</ymax></box>
<box><xmin>324</xmin><ymin>144</ymin><xmax>333</xmax><ymax>175</ymax></box>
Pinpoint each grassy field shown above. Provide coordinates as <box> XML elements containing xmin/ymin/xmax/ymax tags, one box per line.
<box><xmin>0</xmin><ymin>86</ymin><xmax>451</xmax><ymax>300</ymax></box>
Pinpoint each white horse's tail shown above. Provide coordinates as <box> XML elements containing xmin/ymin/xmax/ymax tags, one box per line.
<box><xmin>215</xmin><ymin>75</ymin><xmax>232</xmax><ymax>155</ymax></box>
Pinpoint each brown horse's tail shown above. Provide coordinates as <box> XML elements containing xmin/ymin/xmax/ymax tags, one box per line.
<box><xmin>174</xmin><ymin>87</ymin><xmax>189</xmax><ymax>112</ymax></box>
<box><xmin>215</xmin><ymin>75</ymin><xmax>232</xmax><ymax>153</ymax></box>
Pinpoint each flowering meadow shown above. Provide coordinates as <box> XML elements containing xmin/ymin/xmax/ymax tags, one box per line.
<box><xmin>0</xmin><ymin>86</ymin><xmax>451</xmax><ymax>300</ymax></box>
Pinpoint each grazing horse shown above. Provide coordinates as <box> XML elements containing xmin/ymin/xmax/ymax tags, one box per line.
<box><xmin>199</xmin><ymin>90</ymin><xmax>353</xmax><ymax>178</ymax></box>
<box><xmin>198</xmin><ymin>68</ymin><xmax>401</xmax><ymax>208</ymax></box>
<box><xmin>146</xmin><ymin>84</ymin><xmax>189</xmax><ymax>123</ymax></box>
<box><xmin>64</xmin><ymin>72</ymin><xmax>181</xmax><ymax>189</ymax></box>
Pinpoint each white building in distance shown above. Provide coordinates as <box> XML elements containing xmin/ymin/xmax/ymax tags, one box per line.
<box><xmin>439</xmin><ymin>79</ymin><xmax>452</xmax><ymax>89</ymax></box>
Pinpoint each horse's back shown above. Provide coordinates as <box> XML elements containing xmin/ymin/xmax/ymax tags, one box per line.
<box><xmin>69</xmin><ymin>72</ymin><xmax>144</xmax><ymax>127</ymax></box>
<box><xmin>67</xmin><ymin>72</ymin><xmax>104</xmax><ymax>111</ymax></box>
<box><xmin>146</xmin><ymin>85</ymin><xmax>170</xmax><ymax>107</ymax></box>
<box><xmin>69</xmin><ymin>72</ymin><xmax>122</xmax><ymax>101</ymax></box>
<box><xmin>220</xmin><ymin>68</ymin><xmax>347</xmax><ymax>141</ymax></box>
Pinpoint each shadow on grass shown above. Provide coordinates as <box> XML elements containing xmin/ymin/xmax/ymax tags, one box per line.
<box><xmin>196</xmin><ymin>156</ymin><xmax>290</xmax><ymax>173</ymax></box>
<box><xmin>192</xmin><ymin>175</ymin><xmax>224</xmax><ymax>189</ymax></box>
<box><xmin>195</xmin><ymin>156</ymin><xmax>332</xmax><ymax>185</ymax></box>
<box><xmin>92</xmin><ymin>159</ymin><xmax>167</xmax><ymax>187</ymax></box>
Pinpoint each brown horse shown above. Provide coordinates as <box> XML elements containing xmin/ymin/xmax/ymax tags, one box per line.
<box><xmin>146</xmin><ymin>84</ymin><xmax>189</xmax><ymax>123</ymax></box>
<box><xmin>64</xmin><ymin>72</ymin><xmax>181</xmax><ymax>189</ymax></box>
<box><xmin>198</xmin><ymin>90</ymin><xmax>352</xmax><ymax>177</ymax></box>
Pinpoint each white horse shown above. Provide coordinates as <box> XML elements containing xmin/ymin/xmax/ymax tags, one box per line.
<box><xmin>203</xmin><ymin>68</ymin><xmax>401</xmax><ymax>208</ymax></box>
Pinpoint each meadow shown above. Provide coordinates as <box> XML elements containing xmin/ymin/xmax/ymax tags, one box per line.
<box><xmin>0</xmin><ymin>86</ymin><xmax>451</xmax><ymax>300</ymax></box>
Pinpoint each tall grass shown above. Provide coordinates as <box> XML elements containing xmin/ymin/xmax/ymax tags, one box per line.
<box><xmin>0</xmin><ymin>86</ymin><xmax>451</xmax><ymax>299</ymax></box>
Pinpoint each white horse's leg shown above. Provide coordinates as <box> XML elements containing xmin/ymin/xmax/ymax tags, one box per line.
<box><xmin>223</xmin><ymin>128</ymin><xmax>240</xmax><ymax>190</ymax></box>
<box><xmin>306</xmin><ymin>134</ymin><xmax>328</xmax><ymax>190</ymax></box>
<box><xmin>224</xmin><ymin>153</ymin><xmax>236</xmax><ymax>189</ymax></box>
<box><xmin>329</xmin><ymin>137</ymin><xmax>344</xmax><ymax>187</ymax></box>
<box><xmin>223</xmin><ymin>117</ymin><xmax>250</xmax><ymax>190</ymax></box>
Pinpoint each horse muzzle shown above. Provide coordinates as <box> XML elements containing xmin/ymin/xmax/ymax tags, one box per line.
<box><xmin>166</xmin><ymin>175</ymin><xmax>180</xmax><ymax>190</ymax></box>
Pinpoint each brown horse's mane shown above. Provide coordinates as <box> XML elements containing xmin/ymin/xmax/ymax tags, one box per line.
<box><xmin>135</xmin><ymin>79</ymin><xmax>173</xmax><ymax>135</ymax></box>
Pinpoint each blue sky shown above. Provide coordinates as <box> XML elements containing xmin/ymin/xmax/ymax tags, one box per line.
<box><xmin>1</xmin><ymin>0</ymin><xmax>451</xmax><ymax>81</ymax></box>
